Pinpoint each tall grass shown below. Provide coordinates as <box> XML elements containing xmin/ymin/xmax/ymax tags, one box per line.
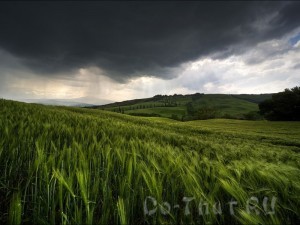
<box><xmin>8</xmin><ymin>192</ymin><xmax>21</xmax><ymax>225</ymax></box>
<box><xmin>0</xmin><ymin>99</ymin><xmax>299</xmax><ymax>224</ymax></box>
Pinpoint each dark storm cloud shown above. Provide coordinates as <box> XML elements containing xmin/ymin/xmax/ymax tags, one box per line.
<box><xmin>0</xmin><ymin>2</ymin><xmax>300</xmax><ymax>81</ymax></box>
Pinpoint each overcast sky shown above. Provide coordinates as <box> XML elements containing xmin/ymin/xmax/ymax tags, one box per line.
<box><xmin>0</xmin><ymin>2</ymin><xmax>300</xmax><ymax>104</ymax></box>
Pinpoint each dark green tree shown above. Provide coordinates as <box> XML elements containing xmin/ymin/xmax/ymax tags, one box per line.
<box><xmin>259</xmin><ymin>86</ymin><xmax>300</xmax><ymax>121</ymax></box>
<box><xmin>186</xmin><ymin>102</ymin><xmax>196</xmax><ymax>116</ymax></box>
<box><xmin>192</xmin><ymin>93</ymin><xmax>204</xmax><ymax>101</ymax></box>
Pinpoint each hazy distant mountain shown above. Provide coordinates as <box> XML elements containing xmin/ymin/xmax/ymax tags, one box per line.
<box><xmin>23</xmin><ymin>96</ymin><xmax>112</xmax><ymax>107</ymax></box>
<box><xmin>73</xmin><ymin>96</ymin><xmax>112</xmax><ymax>105</ymax></box>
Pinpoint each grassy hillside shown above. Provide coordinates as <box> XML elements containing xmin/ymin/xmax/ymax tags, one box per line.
<box><xmin>188</xmin><ymin>94</ymin><xmax>259</xmax><ymax>117</ymax></box>
<box><xmin>231</xmin><ymin>94</ymin><xmax>273</xmax><ymax>103</ymax></box>
<box><xmin>1</xmin><ymin>99</ymin><xmax>299</xmax><ymax>224</ymax></box>
<box><xmin>94</xmin><ymin>93</ymin><xmax>270</xmax><ymax>120</ymax></box>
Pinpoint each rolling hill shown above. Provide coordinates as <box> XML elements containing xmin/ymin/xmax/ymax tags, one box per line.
<box><xmin>91</xmin><ymin>93</ymin><xmax>272</xmax><ymax>120</ymax></box>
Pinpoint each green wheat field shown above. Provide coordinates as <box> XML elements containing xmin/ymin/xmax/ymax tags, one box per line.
<box><xmin>0</xmin><ymin>99</ymin><xmax>299</xmax><ymax>224</ymax></box>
